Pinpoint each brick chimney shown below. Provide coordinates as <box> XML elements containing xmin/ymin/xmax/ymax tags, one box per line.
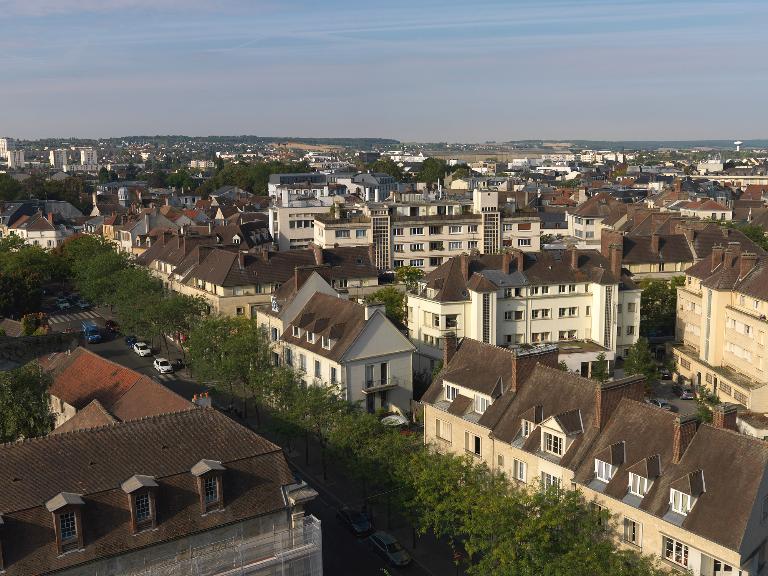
<box><xmin>600</xmin><ymin>229</ymin><xmax>623</xmax><ymax>259</ymax></box>
<box><xmin>368</xmin><ymin>243</ymin><xmax>376</xmax><ymax>266</ymax></box>
<box><xmin>502</xmin><ymin>251</ymin><xmax>512</xmax><ymax>274</ymax></box>
<box><xmin>594</xmin><ymin>375</ymin><xmax>645</xmax><ymax>430</ymax></box>
<box><xmin>740</xmin><ymin>252</ymin><xmax>758</xmax><ymax>278</ymax></box>
<box><xmin>711</xmin><ymin>245</ymin><xmax>724</xmax><ymax>271</ymax></box>
<box><xmin>516</xmin><ymin>250</ymin><xmax>524</xmax><ymax>272</ymax></box>
<box><xmin>459</xmin><ymin>253</ymin><xmax>470</xmax><ymax>280</ymax></box>
<box><xmin>712</xmin><ymin>403</ymin><xmax>738</xmax><ymax>431</ymax></box>
<box><xmin>510</xmin><ymin>347</ymin><xmax>559</xmax><ymax>393</ymax></box>
<box><xmin>237</xmin><ymin>251</ymin><xmax>245</xmax><ymax>269</ymax></box>
<box><xmin>310</xmin><ymin>242</ymin><xmax>323</xmax><ymax>265</ymax></box>
<box><xmin>443</xmin><ymin>332</ymin><xmax>458</xmax><ymax>366</ymax></box>
<box><xmin>672</xmin><ymin>414</ymin><xmax>698</xmax><ymax>464</ymax></box>
<box><xmin>727</xmin><ymin>241</ymin><xmax>742</xmax><ymax>255</ymax></box>
<box><xmin>570</xmin><ymin>245</ymin><xmax>579</xmax><ymax>269</ymax></box>
<box><xmin>651</xmin><ymin>233</ymin><xmax>660</xmax><ymax>253</ymax></box>
<box><xmin>609</xmin><ymin>243</ymin><xmax>623</xmax><ymax>277</ymax></box>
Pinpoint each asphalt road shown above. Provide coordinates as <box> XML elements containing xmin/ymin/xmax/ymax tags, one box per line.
<box><xmin>297</xmin><ymin>465</ymin><xmax>431</xmax><ymax>576</ymax></box>
<box><xmin>86</xmin><ymin>331</ymin><xmax>208</xmax><ymax>401</ymax></box>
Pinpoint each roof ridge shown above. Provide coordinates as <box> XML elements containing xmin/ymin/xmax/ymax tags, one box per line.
<box><xmin>0</xmin><ymin>406</ymin><xmax>211</xmax><ymax>448</ymax></box>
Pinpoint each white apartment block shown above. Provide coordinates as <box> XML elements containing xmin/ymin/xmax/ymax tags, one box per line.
<box><xmin>189</xmin><ymin>159</ymin><xmax>215</xmax><ymax>169</ymax></box>
<box><xmin>314</xmin><ymin>189</ymin><xmax>541</xmax><ymax>273</ymax></box>
<box><xmin>257</xmin><ymin>273</ymin><xmax>415</xmax><ymax>415</ymax></box>
<box><xmin>269</xmin><ymin>197</ymin><xmax>339</xmax><ymax>251</ymax></box>
<box><xmin>407</xmin><ymin>246</ymin><xmax>641</xmax><ymax>374</ymax></box>
<box><xmin>0</xmin><ymin>137</ymin><xmax>14</xmax><ymax>156</ymax></box>
<box><xmin>49</xmin><ymin>149</ymin><xmax>68</xmax><ymax>170</ymax></box>
<box><xmin>6</xmin><ymin>149</ymin><xmax>24</xmax><ymax>169</ymax></box>
<box><xmin>673</xmin><ymin>243</ymin><xmax>768</xmax><ymax>412</ymax></box>
<box><xmin>80</xmin><ymin>147</ymin><xmax>98</xmax><ymax>166</ymax></box>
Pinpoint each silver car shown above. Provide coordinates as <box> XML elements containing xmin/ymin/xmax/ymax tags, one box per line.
<box><xmin>368</xmin><ymin>531</ymin><xmax>411</xmax><ymax>567</ymax></box>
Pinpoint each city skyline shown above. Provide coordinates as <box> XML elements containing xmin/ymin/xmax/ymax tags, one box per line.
<box><xmin>2</xmin><ymin>0</ymin><xmax>767</xmax><ymax>141</ymax></box>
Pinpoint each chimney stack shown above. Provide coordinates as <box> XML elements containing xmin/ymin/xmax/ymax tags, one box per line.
<box><xmin>510</xmin><ymin>347</ymin><xmax>559</xmax><ymax>393</ymax></box>
<box><xmin>443</xmin><ymin>332</ymin><xmax>458</xmax><ymax>367</ymax></box>
<box><xmin>368</xmin><ymin>243</ymin><xmax>376</xmax><ymax>267</ymax></box>
<box><xmin>740</xmin><ymin>252</ymin><xmax>758</xmax><ymax>278</ymax></box>
<box><xmin>311</xmin><ymin>242</ymin><xmax>323</xmax><ymax>265</ymax></box>
<box><xmin>47</xmin><ymin>212</ymin><xmax>54</xmax><ymax>224</ymax></box>
<box><xmin>237</xmin><ymin>251</ymin><xmax>245</xmax><ymax>269</ymax></box>
<box><xmin>609</xmin><ymin>243</ymin><xmax>622</xmax><ymax>277</ymax></box>
<box><xmin>651</xmin><ymin>233</ymin><xmax>660</xmax><ymax>254</ymax></box>
<box><xmin>672</xmin><ymin>414</ymin><xmax>698</xmax><ymax>464</ymax></box>
<box><xmin>712</xmin><ymin>403</ymin><xmax>738</xmax><ymax>431</ymax></box>
<box><xmin>594</xmin><ymin>375</ymin><xmax>645</xmax><ymax>430</ymax></box>
<box><xmin>711</xmin><ymin>245</ymin><xmax>725</xmax><ymax>271</ymax></box>
<box><xmin>460</xmin><ymin>253</ymin><xmax>470</xmax><ymax>280</ymax></box>
<box><xmin>570</xmin><ymin>245</ymin><xmax>579</xmax><ymax>269</ymax></box>
<box><xmin>502</xmin><ymin>251</ymin><xmax>512</xmax><ymax>274</ymax></box>
<box><xmin>516</xmin><ymin>250</ymin><xmax>524</xmax><ymax>272</ymax></box>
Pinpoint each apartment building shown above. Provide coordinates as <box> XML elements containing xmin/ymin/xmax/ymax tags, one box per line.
<box><xmin>423</xmin><ymin>337</ymin><xmax>768</xmax><ymax>576</ymax></box>
<box><xmin>407</xmin><ymin>247</ymin><xmax>640</xmax><ymax>373</ymax></box>
<box><xmin>257</xmin><ymin>274</ymin><xmax>415</xmax><ymax>415</ymax></box>
<box><xmin>137</xmin><ymin>232</ymin><xmax>379</xmax><ymax>317</ymax></box>
<box><xmin>0</xmin><ymin>409</ymin><xmax>321</xmax><ymax>576</ymax></box>
<box><xmin>328</xmin><ymin>171</ymin><xmax>398</xmax><ymax>202</ymax></box>
<box><xmin>5</xmin><ymin>210</ymin><xmax>72</xmax><ymax>248</ymax></box>
<box><xmin>6</xmin><ymin>149</ymin><xmax>24</xmax><ymax>169</ymax></box>
<box><xmin>314</xmin><ymin>189</ymin><xmax>541</xmax><ymax>273</ymax></box>
<box><xmin>268</xmin><ymin>196</ymin><xmax>339</xmax><ymax>251</ymax></box>
<box><xmin>566</xmin><ymin>192</ymin><xmax>628</xmax><ymax>246</ymax></box>
<box><xmin>49</xmin><ymin>148</ymin><xmax>68</xmax><ymax>170</ymax></box>
<box><xmin>79</xmin><ymin>147</ymin><xmax>98</xmax><ymax>166</ymax></box>
<box><xmin>673</xmin><ymin>243</ymin><xmax>768</xmax><ymax>412</ymax></box>
<box><xmin>0</xmin><ymin>137</ymin><xmax>14</xmax><ymax>156</ymax></box>
<box><xmin>268</xmin><ymin>172</ymin><xmax>327</xmax><ymax>196</ymax></box>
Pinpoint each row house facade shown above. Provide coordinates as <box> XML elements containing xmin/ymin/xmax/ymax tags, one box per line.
<box><xmin>314</xmin><ymin>189</ymin><xmax>541</xmax><ymax>273</ymax></box>
<box><xmin>423</xmin><ymin>337</ymin><xmax>768</xmax><ymax>576</ymax></box>
<box><xmin>673</xmin><ymin>242</ymin><xmax>768</xmax><ymax>412</ymax></box>
<box><xmin>407</xmin><ymin>247</ymin><xmax>641</xmax><ymax>375</ymax></box>
<box><xmin>137</xmin><ymin>230</ymin><xmax>379</xmax><ymax>317</ymax></box>
<box><xmin>256</xmin><ymin>271</ymin><xmax>415</xmax><ymax>415</ymax></box>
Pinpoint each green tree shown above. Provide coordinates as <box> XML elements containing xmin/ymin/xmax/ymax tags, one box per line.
<box><xmin>369</xmin><ymin>158</ymin><xmax>404</xmax><ymax>181</ymax></box>
<box><xmin>558</xmin><ymin>360</ymin><xmax>569</xmax><ymax>371</ymax></box>
<box><xmin>71</xmin><ymin>249</ymin><xmax>130</xmax><ymax>304</ymax></box>
<box><xmin>395</xmin><ymin>266</ymin><xmax>424</xmax><ymax>291</ymax></box>
<box><xmin>186</xmin><ymin>316</ymin><xmax>274</xmax><ymax>422</ymax></box>
<box><xmin>449</xmin><ymin>166</ymin><xmax>471</xmax><ymax>180</ymax></box>
<box><xmin>591</xmin><ymin>352</ymin><xmax>608</xmax><ymax>383</ymax></box>
<box><xmin>639</xmin><ymin>276</ymin><xmax>685</xmax><ymax>338</ymax></box>
<box><xmin>98</xmin><ymin>166</ymin><xmax>110</xmax><ymax>183</ymax></box>
<box><xmin>623</xmin><ymin>337</ymin><xmax>658</xmax><ymax>390</ymax></box>
<box><xmin>0</xmin><ymin>363</ymin><xmax>53</xmax><ymax>442</ymax></box>
<box><xmin>418</xmin><ymin>157</ymin><xmax>448</xmax><ymax>185</ymax></box>
<box><xmin>364</xmin><ymin>286</ymin><xmax>406</xmax><ymax>325</ymax></box>
<box><xmin>0</xmin><ymin>173</ymin><xmax>23</xmax><ymax>201</ymax></box>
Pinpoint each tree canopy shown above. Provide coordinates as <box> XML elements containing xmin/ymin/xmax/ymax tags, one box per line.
<box><xmin>639</xmin><ymin>276</ymin><xmax>685</xmax><ymax>338</ymax></box>
<box><xmin>0</xmin><ymin>363</ymin><xmax>53</xmax><ymax>442</ymax></box>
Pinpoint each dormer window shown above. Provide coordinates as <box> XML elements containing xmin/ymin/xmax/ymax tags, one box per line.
<box><xmin>521</xmin><ymin>420</ymin><xmax>532</xmax><ymax>438</ymax></box>
<box><xmin>45</xmin><ymin>492</ymin><xmax>84</xmax><ymax>554</ymax></box>
<box><xmin>306</xmin><ymin>331</ymin><xmax>315</xmax><ymax>344</ymax></box>
<box><xmin>445</xmin><ymin>385</ymin><xmax>459</xmax><ymax>401</ymax></box>
<box><xmin>474</xmin><ymin>394</ymin><xmax>489</xmax><ymax>414</ymax></box>
<box><xmin>121</xmin><ymin>474</ymin><xmax>158</xmax><ymax>533</ymax></box>
<box><xmin>292</xmin><ymin>326</ymin><xmax>301</xmax><ymax>337</ymax></box>
<box><xmin>670</xmin><ymin>489</ymin><xmax>693</xmax><ymax>515</ymax></box>
<box><xmin>543</xmin><ymin>432</ymin><xmax>563</xmax><ymax>456</ymax></box>
<box><xmin>628</xmin><ymin>473</ymin><xmax>651</xmax><ymax>497</ymax></box>
<box><xmin>191</xmin><ymin>459</ymin><xmax>225</xmax><ymax>514</ymax></box>
<box><xmin>594</xmin><ymin>459</ymin><xmax>615</xmax><ymax>483</ymax></box>
<box><xmin>321</xmin><ymin>336</ymin><xmax>331</xmax><ymax>350</ymax></box>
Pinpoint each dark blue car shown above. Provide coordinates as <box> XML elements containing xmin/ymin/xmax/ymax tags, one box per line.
<box><xmin>124</xmin><ymin>335</ymin><xmax>137</xmax><ymax>347</ymax></box>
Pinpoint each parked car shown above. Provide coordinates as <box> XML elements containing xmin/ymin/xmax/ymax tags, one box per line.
<box><xmin>133</xmin><ymin>342</ymin><xmax>152</xmax><ymax>357</ymax></box>
<box><xmin>336</xmin><ymin>507</ymin><xmax>373</xmax><ymax>537</ymax></box>
<box><xmin>658</xmin><ymin>367</ymin><xmax>672</xmax><ymax>380</ymax></box>
<box><xmin>368</xmin><ymin>531</ymin><xmax>411</xmax><ymax>567</ymax></box>
<box><xmin>646</xmin><ymin>398</ymin><xmax>678</xmax><ymax>412</ymax></box>
<box><xmin>74</xmin><ymin>298</ymin><xmax>91</xmax><ymax>310</ymax></box>
<box><xmin>153</xmin><ymin>358</ymin><xmax>173</xmax><ymax>374</ymax></box>
<box><xmin>170</xmin><ymin>358</ymin><xmax>185</xmax><ymax>371</ymax></box>
<box><xmin>124</xmin><ymin>335</ymin><xmax>137</xmax><ymax>347</ymax></box>
<box><xmin>678</xmin><ymin>387</ymin><xmax>695</xmax><ymax>400</ymax></box>
<box><xmin>105</xmin><ymin>320</ymin><xmax>119</xmax><ymax>333</ymax></box>
<box><xmin>81</xmin><ymin>320</ymin><xmax>102</xmax><ymax>344</ymax></box>
<box><xmin>56</xmin><ymin>298</ymin><xmax>72</xmax><ymax>312</ymax></box>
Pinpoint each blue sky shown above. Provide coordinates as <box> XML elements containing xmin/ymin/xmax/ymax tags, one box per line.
<box><xmin>1</xmin><ymin>0</ymin><xmax>766</xmax><ymax>141</ymax></box>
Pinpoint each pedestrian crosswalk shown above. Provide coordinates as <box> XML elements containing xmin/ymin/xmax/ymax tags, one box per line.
<box><xmin>48</xmin><ymin>310</ymin><xmax>101</xmax><ymax>324</ymax></box>
<box><xmin>154</xmin><ymin>373</ymin><xmax>176</xmax><ymax>382</ymax></box>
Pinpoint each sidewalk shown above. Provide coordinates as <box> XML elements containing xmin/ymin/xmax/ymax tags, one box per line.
<box><xmin>250</xmin><ymin>412</ymin><xmax>467</xmax><ymax>576</ymax></box>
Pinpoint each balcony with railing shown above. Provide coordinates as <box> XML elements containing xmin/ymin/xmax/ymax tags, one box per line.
<box><xmin>363</xmin><ymin>376</ymin><xmax>400</xmax><ymax>394</ymax></box>
<box><xmin>131</xmin><ymin>515</ymin><xmax>322</xmax><ymax>576</ymax></box>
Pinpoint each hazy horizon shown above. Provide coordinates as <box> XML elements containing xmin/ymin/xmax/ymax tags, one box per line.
<box><xmin>2</xmin><ymin>0</ymin><xmax>766</xmax><ymax>142</ymax></box>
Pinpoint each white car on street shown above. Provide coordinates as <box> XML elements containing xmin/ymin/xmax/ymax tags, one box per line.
<box><xmin>133</xmin><ymin>342</ymin><xmax>152</xmax><ymax>357</ymax></box>
<box><xmin>153</xmin><ymin>358</ymin><xmax>173</xmax><ymax>374</ymax></box>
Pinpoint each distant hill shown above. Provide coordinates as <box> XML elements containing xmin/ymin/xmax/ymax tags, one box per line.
<box><xmin>509</xmin><ymin>139</ymin><xmax>768</xmax><ymax>151</ymax></box>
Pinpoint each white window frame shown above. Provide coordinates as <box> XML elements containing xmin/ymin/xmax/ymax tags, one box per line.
<box><xmin>628</xmin><ymin>472</ymin><xmax>650</xmax><ymax>497</ymax></box>
<box><xmin>594</xmin><ymin>459</ymin><xmax>614</xmax><ymax>482</ymax></box>
<box><xmin>663</xmin><ymin>536</ymin><xmax>689</xmax><ymax>568</ymax></box>
<box><xmin>464</xmin><ymin>431</ymin><xmax>481</xmax><ymax>456</ymax></box>
<box><xmin>445</xmin><ymin>384</ymin><xmax>459</xmax><ymax>401</ymax></box>
<box><xmin>670</xmin><ymin>489</ymin><xmax>693</xmax><ymax>515</ymax></box>
<box><xmin>521</xmin><ymin>420</ymin><xmax>532</xmax><ymax>438</ymax></box>
<box><xmin>292</xmin><ymin>326</ymin><xmax>301</xmax><ymax>337</ymax></box>
<box><xmin>543</xmin><ymin>431</ymin><xmax>563</xmax><ymax>456</ymax></box>
<box><xmin>306</xmin><ymin>331</ymin><xmax>315</xmax><ymax>344</ymax></box>
<box><xmin>474</xmin><ymin>394</ymin><xmax>489</xmax><ymax>414</ymax></box>
<box><xmin>623</xmin><ymin>517</ymin><xmax>641</xmax><ymax>547</ymax></box>
<box><xmin>541</xmin><ymin>472</ymin><xmax>560</xmax><ymax>490</ymax></box>
<box><xmin>513</xmin><ymin>459</ymin><xmax>527</xmax><ymax>482</ymax></box>
<box><xmin>436</xmin><ymin>418</ymin><xmax>452</xmax><ymax>442</ymax></box>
